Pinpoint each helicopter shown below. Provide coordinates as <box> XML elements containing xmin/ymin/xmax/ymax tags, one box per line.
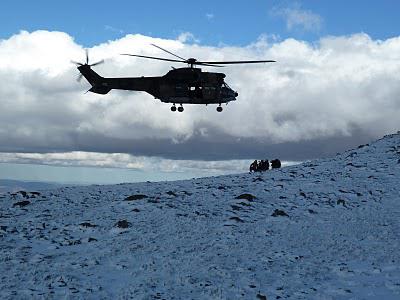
<box><xmin>73</xmin><ymin>44</ymin><xmax>275</xmax><ymax>112</ymax></box>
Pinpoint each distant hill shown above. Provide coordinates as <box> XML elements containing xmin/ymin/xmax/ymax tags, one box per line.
<box><xmin>0</xmin><ymin>132</ymin><xmax>399</xmax><ymax>299</ymax></box>
<box><xmin>0</xmin><ymin>179</ymin><xmax>61</xmax><ymax>194</ymax></box>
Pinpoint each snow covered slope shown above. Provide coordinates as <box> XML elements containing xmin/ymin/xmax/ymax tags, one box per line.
<box><xmin>1</xmin><ymin>133</ymin><xmax>400</xmax><ymax>299</ymax></box>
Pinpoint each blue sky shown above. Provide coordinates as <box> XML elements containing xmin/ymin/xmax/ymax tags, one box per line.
<box><xmin>1</xmin><ymin>1</ymin><xmax>400</xmax><ymax>185</ymax></box>
<box><xmin>1</xmin><ymin>0</ymin><xmax>400</xmax><ymax>46</ymax></box>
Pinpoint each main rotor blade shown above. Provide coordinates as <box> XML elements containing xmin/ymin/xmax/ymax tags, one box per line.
<box><xmin>121</xmin><ymin>54</ymin><xmax>185</xmax><ymax>63</ymax></box>
<box><xmin>196</xmin><ymin>60</ymin><xmax>276</xmax><ymax>65</ymax></box>
<box><xmin>90</xmin><ymin>60</ymin><xmax>104</xmax><ymax>67</ymax></box>
<box><xmin>151</xmin><ymin>43</ymin><xmax>186</xmax><ymax>61</ymax></box>
<box><xmin>195</xmin><ymin>62</ymin><xmax>224</xmax><ymax>67</ymax></box>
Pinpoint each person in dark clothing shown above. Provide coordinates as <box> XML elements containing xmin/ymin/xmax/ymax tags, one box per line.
<box><xmin>260</xmin><ymin>160</ymin><xmax>270</xmax><ymax>171</ymax></box>
<box><xmin>271</xmin><ymin>159</ymin><xmax>281</xmax><ymax>169</ymax></box>
<box><xmin>259</xmin><ymin>160</ymin><xmax>265</xmax><ymax>171</ymax></box>
<box><xmin>250</xmin><ymin>160</ymin><xmax>258</xmax><ymax>173</ymax></box>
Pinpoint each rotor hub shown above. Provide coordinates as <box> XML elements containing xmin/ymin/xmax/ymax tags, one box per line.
<box><xmin>186</xmin><ymin>58</ymin><xmax>197</xmax><ymax>67</ymax></box>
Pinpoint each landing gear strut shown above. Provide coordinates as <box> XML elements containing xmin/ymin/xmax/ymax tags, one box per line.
<box><xmin>217</xmin><ymin>105</ymin><xmax>223</xmax><ymax>112</ymax></box>
<box><xmin>171</xmin><ymin>104</ymin><xmax>184</xmax><ymax>112</ymax></box>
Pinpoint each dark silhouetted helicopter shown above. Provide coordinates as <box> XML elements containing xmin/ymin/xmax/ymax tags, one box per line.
<box><xmin>73</xmin><ymin>45</ymin><xmax>275</xmax><ymax>112</ymax></box>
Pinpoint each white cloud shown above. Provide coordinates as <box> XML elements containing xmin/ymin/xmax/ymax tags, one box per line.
<box><xmin>177</xmin><ymin>32</ymin><xmax>200</xmax><ymax>43</ymax></box>
<box><xmin>206</xmin><ymin>13</ymin><xmax>214</xmax><ymax>20</ymax></box>
<box><xmin>1</xmin><ymin>30</ymin><xmax>400</xmax><ymax>169</ymax></box>
<box><xmin>272</xmin><ymin>4</ymin><xmax>323</xmax><ymax>32</ymax></box>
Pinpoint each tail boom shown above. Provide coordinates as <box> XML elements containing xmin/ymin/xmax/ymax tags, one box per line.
<box><xmin>77</xmin><ymin>65</ymin><xmax>160</xmax><ymax>97</ymax></box>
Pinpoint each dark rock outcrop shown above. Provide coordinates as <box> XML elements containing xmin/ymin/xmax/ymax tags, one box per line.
<box><xmin>13</xmin><ymin>200</ymin><xmax>30</xmax><ymax>208</ymax></box>
<box><xmin>166</xmin><ymin>191</ymin><xmax>177</xmax><ymax>197</ymax></box>
<box><xmin>235</xmin><ymin>193</ymin><xmax>256</xmax><ymax>201</ymax></box>
<box><xmin>79</xmin><ymin>222</ymin><xmax>97</xmax><ymax>228</ymax></box>
<box><xmin>115</xmin><ymin>220</ymin><xmax>131</xmax><ymax>228</ymax></box>
<box><xmin>124</xmin><ymin>194</ymin><xmax>148</xmax><ymax>201</ymax></box>
<box><xmin>271</xmin><ymin>209</ymin><xmax>289</xmax><ymax>217</ymax></box>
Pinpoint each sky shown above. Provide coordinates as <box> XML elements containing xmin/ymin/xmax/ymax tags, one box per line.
<box><xmin>2</xmin><ymin>1</ymin><xmax>400</xmax><ymax>46</ymax></box>
<box><xmin>1</xmin><ymin>1</ymin><xmax>400</xmax><ymax>184</ymax></box>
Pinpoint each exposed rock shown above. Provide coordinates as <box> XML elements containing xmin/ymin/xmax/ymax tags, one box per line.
<box><xmin>124</xmin><ymin>194</ymin><xmax>148</xmax><ymax>201</ymax></box>
<box><xmin>337</xmin><ymin>199</ymin><xmax>346</xmax><ymax>206</ymax></box>
<box><xmin>271</xmin><ymin>209</ymin><xmax>289</xmax><ymax>217</ymax></box>
<box><xmin>249</xmin><ymin>284</ymin><xmax>256</xmax><ymax>288</ymax></box>
<box><xmin>253</xmin><ymin>177</ymin><xmax>264</xmax><ymax>182</ymax></box>
<box><xmin>18</xmin><ymin>191</ymin><xmax>28</xmax><ymax>198</ymax></box>
<box><xmin>115</xmin><ymin>220</ymin><xmax>131</xmax><ymax>228</ymax></box>
<box><xmin>13</xmin><ymin>200</ymin><xmax>30</xmax><ymax>208</ymax></box>
<box><xmin>346</xmin><ymin>152</ymin><xmax>357</xmax><ymax>158</ymax></box>
<box><xmin>229</xmin><ymin>216</ymin><xmax>244</xmax><ymax>223</ymax></box>
<box><xmin>166</xmin><ymin>191</ymin><xmax>177</xmax><ymax>197</ymax></box>
<box><xmin>256</xmin><ymin>293</ymin><xmax>267</xmax><ymax>300</ymax></box>
<box><xmin>231</xmin><ymin>205</ymin><xmax>244</xmax><ymax>211</ymax></box>
<box><xmin>339</xmin><ymin>189</ymin><xmax>351</xmax><ymax>194</ymax></box>
<box><xmin>79</xmin><ymin>222</ymin><xmax>97</xmax><ymax>228</ymax></box>
<box><xmin>346</xmin><ymin>162</ymin><xmax>362</xmax><ymax>168</ymax></box>
<box><xmin>147</xmin><ymin>198</ymin><xmax>160</xmax><ymax>203</ymax></box>
<box><xmin>67</xmin><ymin>239</ymin><xmax>81</xmax><ymax>246</ymax></box>
<box><xmin>235</xmin><ymin>193</ymin><xmax>256</xmax><ymax>201</ymax></box>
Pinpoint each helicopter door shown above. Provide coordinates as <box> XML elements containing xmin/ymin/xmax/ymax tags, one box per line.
<box><xmin>203</xmin><ymin>86</ymin><xmax>217</xmax><ymax>100</ymax></box>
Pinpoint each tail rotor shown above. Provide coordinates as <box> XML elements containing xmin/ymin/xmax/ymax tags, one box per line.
<box><xmin>71</xmin><ymin>49</ymin><xmax>104</xmax><ymax>82</ymax></box>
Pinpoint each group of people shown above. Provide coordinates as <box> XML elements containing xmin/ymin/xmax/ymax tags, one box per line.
<box><xmin>249</xmin><ymin>159</ymin><xmax>281</xmax><ymax>173</ymax></box>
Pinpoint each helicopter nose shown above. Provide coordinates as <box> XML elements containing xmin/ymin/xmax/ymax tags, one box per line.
<box><xmin>235</xmin><ymin>92</ymin><xmax>238</xmax><ymax>97</ymax></box>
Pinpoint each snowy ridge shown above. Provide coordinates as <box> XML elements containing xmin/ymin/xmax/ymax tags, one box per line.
<box><xmin>1</xmin><ymin>132</ymin><xmax>400</xmax><ymax>299</ymax></box>
<box><xmin>0</xmin><ymin>179</ymin><xmax>61</xmax><ymax>194</ymax></box>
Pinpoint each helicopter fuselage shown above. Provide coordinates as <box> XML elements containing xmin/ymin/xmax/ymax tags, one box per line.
<box><xmin>78</xmin><ymin>65</ymin><xmax>238</xmax><ymax>105</ymax></box>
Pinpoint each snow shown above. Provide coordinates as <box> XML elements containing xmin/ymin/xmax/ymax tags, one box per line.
<box><xmin>1</xmin><ymin>132</ymin><xmax>400</xmax><ymax>299</ymax></box>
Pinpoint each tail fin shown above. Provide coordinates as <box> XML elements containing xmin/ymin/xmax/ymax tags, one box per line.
<box><xmin>78</xmin><ymin>65</ymin><xmax>111</xmax><ymax>94</ymax></box>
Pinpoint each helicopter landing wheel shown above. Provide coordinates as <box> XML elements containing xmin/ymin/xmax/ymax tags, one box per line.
<box><xmin>178</xmin><ymin>106</ymin><xmax>184</xmax><ymax>112</ymax></box>
<box><xmin>171</xmin><ymin>105</ymin><xmax>177</xmax><ymax>112</ymax></box>
<box><xmin>217</xmin><ymin>106</ymin><xmax>223</xmax><ymax>112</ymax></box>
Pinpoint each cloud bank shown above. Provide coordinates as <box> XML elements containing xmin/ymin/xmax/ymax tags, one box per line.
<box><xmin>1</xmin><ymin>30</ymin><xmax>400</xmax><ymax>170</ymax></box>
